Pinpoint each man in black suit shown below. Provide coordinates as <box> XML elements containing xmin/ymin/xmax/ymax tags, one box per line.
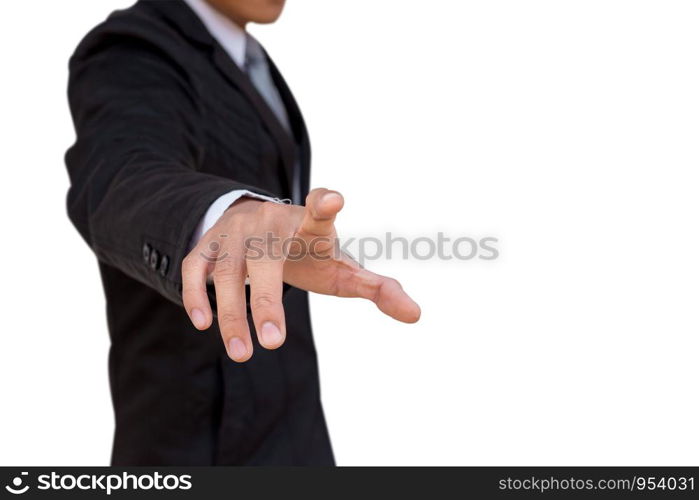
<box><xmin>65</xmin><ymin>0</ymin><xmax>420</xmax><ymax>465</ymax></box>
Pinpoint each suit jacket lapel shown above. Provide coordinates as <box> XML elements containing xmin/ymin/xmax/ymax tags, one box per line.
<box><xmin>211</xmin><ymin>47</ymin><xmax>297</xmax><ymax>194</ymax></box>
<box><xmin>268</xmin><ymin>56</ymin><xmax>312</xmax><ymax>200</ymax></box>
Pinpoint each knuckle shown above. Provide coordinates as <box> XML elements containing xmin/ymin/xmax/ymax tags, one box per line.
<box><xmin>219</xmin><ymin>312</ymin><xmax>247</xmax><ymax>332</ymax></box>
<box><xmin>305</xmin><ymin>190</ymin><xmax>319</xmax><ymax>206</ymax></box>
<box><xmin>226</xmin><ymin>211</ymin><xmax>247</xmax><ymax>231</ymax></box>
<box><xmin>213</xmin><ymin>274</ymin><xmax>237</xmax><ymax>287</ymax></box>
<box><xmin>257</xmin><ymin>201</ymin><xmax>282</xmax><ymax>219</ymax></box>
<box><xmin>212</xmin><ymin>262</ymin><xmax>243</xmax><ymax>283</ymax></box>
<box><xmin>188</xmin><ymin>277</ymin><xmax>210</xmax><ymax>289</ymax></box>
<box><xmin>181</xmin><ymin>284</ymin><xmax>205</xmax><ymax>298</ymax></box>
<box><xmin>181</xmin><ymin>253</ymin><xmax>196</xmax><ymax>271</ymax></box>
<box><xmin>367</xmin><ymin>278</ymin><xmax>385</xmax><ymax>302</ymax></box>
<box><xmin>386</xmin><ymin>277</ymin><xmax>400</xmax><ymax>288</ymax></box>
<box><xmin>251</xmin><ymin>292</ymin><xmax>277</xmax><ymax>310</ymax></box>
<box><xmin>212</xmin><ymin>254</ymin><xmax>236</xmax><ymax>271</ymax></box>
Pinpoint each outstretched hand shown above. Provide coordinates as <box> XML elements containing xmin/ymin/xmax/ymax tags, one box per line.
<box><xmin>182</xmin><ymin>188</ymin><xmax>421</xmax><ymax>362</ymax></box>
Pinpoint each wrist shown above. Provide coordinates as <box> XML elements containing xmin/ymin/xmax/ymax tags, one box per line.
<box><xmin>225</xmin><ymin>196</ymin><xmax>265</xmax><ymax>215</ymax></box>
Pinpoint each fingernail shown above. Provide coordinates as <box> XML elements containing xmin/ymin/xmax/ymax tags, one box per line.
<box><xmin>322</xmin><ymin>192</ymin><xmax>341</xmax><ymax>204</ymax></box>
<box><xmin>260</xmin><ymin>321</ymin><xmax>283</xmax><ymax>346</ymax></box>
<box><xmin>228</xmin><ymin>337</ymin><xmax>248</xmax><ymax>360</ymax></box>
<box><xmin>191</xmin><ymin>308</ymin><xmax>206</xmax><ymax>329</ymax></box>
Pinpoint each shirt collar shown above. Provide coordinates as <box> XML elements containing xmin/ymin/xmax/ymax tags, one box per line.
<box><xmin>182</xmin><ymin>0</ymin><xmax>247</xmax><ymax>68</ymax></box>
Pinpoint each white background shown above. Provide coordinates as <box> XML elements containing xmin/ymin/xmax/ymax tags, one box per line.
<box><xmin>1</xmin><ymin>0</ymin><xmax>698</xmax><ymax>465</ymax></box>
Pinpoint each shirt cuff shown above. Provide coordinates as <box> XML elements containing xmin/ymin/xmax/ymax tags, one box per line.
<box><xmin>188</xmin><ymin>189</ymin><xmax>281</xmax><ymax>250</ymax></box>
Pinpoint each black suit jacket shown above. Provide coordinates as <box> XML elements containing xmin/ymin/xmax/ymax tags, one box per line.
<box><xmin>65</xmin><ymin>0</ymin><xmax>333</xmax><ymax>465</ymax></box>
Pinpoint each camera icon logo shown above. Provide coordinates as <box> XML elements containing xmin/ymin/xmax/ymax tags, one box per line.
<box><xmin>5</xmin><ymin>472</ymin><xmax>29</xmax><ymax>495</ymax></box>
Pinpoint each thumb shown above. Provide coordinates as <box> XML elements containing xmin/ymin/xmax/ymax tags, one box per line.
<box><xmin>299</xmin><ymin>188</ymin><xmax>344</xmax><ymax>237</ymax></box>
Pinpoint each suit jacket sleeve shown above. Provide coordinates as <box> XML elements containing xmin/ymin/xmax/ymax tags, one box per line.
<box><xmin>65</xmin><ymin>29</ymin><xmax>270</xmax><ymax>305</ymax></box>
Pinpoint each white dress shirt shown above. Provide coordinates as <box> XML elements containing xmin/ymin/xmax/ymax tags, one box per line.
<box><xmin>184</xmin><ymin>0</ymin><xmax>280</xmax><ymax>249</ymax></box>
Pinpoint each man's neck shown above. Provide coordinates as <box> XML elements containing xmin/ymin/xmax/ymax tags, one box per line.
<box><xmin>182</xmin><ymin>0</ymin><xmax>249</xmax><ymax>68</ymax></box>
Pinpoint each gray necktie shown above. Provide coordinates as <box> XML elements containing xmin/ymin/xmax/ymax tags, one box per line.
<box><xmin>244</xmin><ymin>35</ymin><xmax>301</xmax><ymax>203</ymax></box>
